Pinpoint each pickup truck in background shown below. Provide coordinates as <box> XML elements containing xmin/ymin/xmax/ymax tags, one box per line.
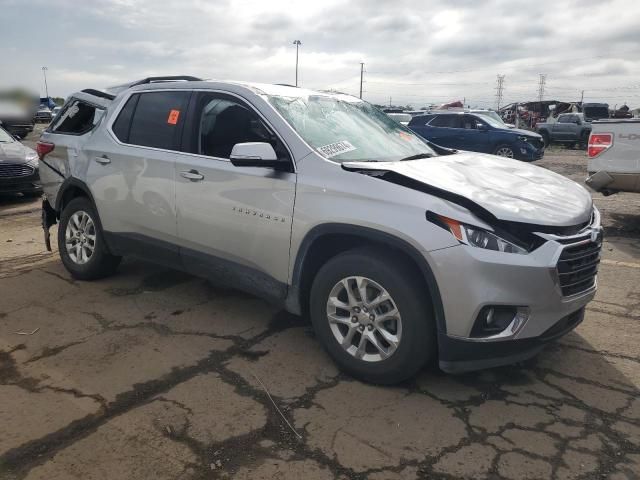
<box><xmin>536</xmin><ymin>113</ymin><xmax>592</xmax><ymax>148</ymax></box>
<box><xmin>586</xmin><ymin>119</ymin><xmax>640</xmax><ymax>195</ymax></box>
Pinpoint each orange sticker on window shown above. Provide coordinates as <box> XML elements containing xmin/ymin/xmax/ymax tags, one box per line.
<box><xmin>399</xmin><ymin>131</ymin><xmax>412</xmax><ymax>140</ymax></box>
<box><xmin>167</xmin><ymin>109</ymin><xmax>180</xmax><ymax>125</ymax></box>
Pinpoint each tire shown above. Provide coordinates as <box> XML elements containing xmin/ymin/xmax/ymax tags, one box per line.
<box><xmin>57</xmin><ymin>197</ymin><xmax>121</xmax><ymax>280</ymax></box>
<box><xmin>579</xmin><ymin>131</ymin><xmax>589</xmax><ymax>149</ymax></box>
<box><xmin>540</xmin><ymin>131</ymin><xmax>550</xmax><ymax>147</ymax></box>
<box><xmin>309</xmin><ymin>247</ymin><xmax>434</xmax><ymax>384</ymax></box>
<box><xmin>494</xmin><ymin>144</ymin><xmax>515</xmax><ymax>158</ymax></box>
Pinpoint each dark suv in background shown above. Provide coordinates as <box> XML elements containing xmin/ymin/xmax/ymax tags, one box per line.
<box><xmin>409</xmin><ymin>111</ymin><xmax>545</xmax><ymax>161</ymax></box>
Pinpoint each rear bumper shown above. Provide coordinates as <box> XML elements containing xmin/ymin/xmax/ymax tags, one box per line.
<box><xmin>439</xmin><ymin>308</ymin><xmax>584</xmax><ymax>373</ymax></box>
<box><xmin>586</xmin><ymin>171</ymin><xmax>640</xmax><ymax>194</ymax></box>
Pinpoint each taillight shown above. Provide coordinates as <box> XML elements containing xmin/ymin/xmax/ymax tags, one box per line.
<box><xmin>36</xmin><ymin>141</ymin><xmax>55</xmax><ymax>160</ymax></box>
<box><xmin>587</xmin><ymin>133</ymin><xmax>612</xmax><ymax>158</ymax></box>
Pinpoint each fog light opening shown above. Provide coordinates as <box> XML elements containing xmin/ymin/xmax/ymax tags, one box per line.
<box><xmin>471</xmin><ymin>306</ymin><xmax>529</xmax><ymax>339</ymax></box>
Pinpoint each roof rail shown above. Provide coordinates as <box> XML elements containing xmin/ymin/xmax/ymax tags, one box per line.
<box><xmin>128</xmin><ymin>76</ymin><xmax>203</xmax><ymax>88</ymax></box>
<box><xmin>81</xmin><ymin>89</ymin><xmax>116</xmax><ymax>101</ymax></box>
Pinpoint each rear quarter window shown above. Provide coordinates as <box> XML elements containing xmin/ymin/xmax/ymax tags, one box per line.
<box><xmin>115</xmin><ymin>91</ymin><xmax>190</xmax><ymax>151</ymax></box>
<box><xmin>49</xmin><ymin>99</ymin><xmax>104</xmax><ymax>135</ymax></box>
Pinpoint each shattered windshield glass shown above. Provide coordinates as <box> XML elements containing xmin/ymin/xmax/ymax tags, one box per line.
<box><xmin>267</xmin><ymin>94</ymin><xmax>436</xmax><ymax>162</ymax></box>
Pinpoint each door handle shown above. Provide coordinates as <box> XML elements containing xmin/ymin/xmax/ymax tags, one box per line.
<box><xmin>95</xmin><ymin>155</ymin><xmax>111</xmax><ymax>165</ymax></box>
<box><xmin>180</xmin><ymin>169</ymin><xmax>204</xmax><ymax>181</ymax></box>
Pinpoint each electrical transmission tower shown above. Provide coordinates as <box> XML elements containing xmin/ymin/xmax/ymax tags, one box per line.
<box><xmin>495</xmin><ymin>75</ymin><xmax>505</xmax><ymax>110</ymax></box>
<box><xmin>538</xmin><ymin>74</ymin><xmax>546</xmax><ymax>101</ymax></box>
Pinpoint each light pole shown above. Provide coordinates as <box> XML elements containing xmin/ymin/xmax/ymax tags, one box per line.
<box><xmin>293</xmin><ymin>40</ymin><xmax>301</xmax><ymax>87</ymax></box>
<box><xmin>42</xmin><ymin>66</ymin><xmax>49</xmax><ymax>100</ymax></box>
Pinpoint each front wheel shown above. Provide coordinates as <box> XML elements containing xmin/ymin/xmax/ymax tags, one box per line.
<box><xmin>309</xmin><ymin>248</ymin><xmax>435</xmax><ymax>384</ymax></box>
<box><xmin>57</xmin><ymin>197</ymin><xmax>121</xmax><ymax>280</ymax></box>
<box><xmin>494</xmin><ymin>144</ymin><xmax>516</xmax><ymax>158</ymax></box>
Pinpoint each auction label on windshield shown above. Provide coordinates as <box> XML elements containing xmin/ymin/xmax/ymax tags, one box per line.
<box><xmin>317</xmin><ymin>140</ymin><xmax>356</xmax><ymax>158</ymax></box>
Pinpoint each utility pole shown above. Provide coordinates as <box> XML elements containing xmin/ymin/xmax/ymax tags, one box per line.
<box><xmin>537</xmin><ymin>74</ymin><xmax>546</xmax><ymax>102</ymax></box>
<box><xmin>389</xmin><ymin>96</ymin><xmax>392</xmax><ymax>107</ymax></box>
<box><xmin>42</xmin><ymin>66</ymin><xmax>49</xmax><ymax>99</ymax></box>
<box><xmin>580</xmin><ymin>90</ymin><xmax>584</xmax><ymax>104</ymax></box>
<box><xmin>359</xmin><ymin>62</ymin><xmax>365</xmax><ymax>99</ymax></box>
<box><xmin>293</xmin><ymin>40</ymin><xmax>302</xmax><ymax>87</ymax></box>
<box><xmin>495</xmin><ymin>74</ymin><xmax>505</xmax><ymax>110</ymax></box>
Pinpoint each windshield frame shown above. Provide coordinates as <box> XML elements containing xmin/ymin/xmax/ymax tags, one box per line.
<box><xmin>0</xmin><ymin>126</ymin><xmax>15</xmax><ymax>143</ymax></box>
<box><xmin>474</xmin><ymin>111</ymin><xmax>507</xmax><ymax>128</ymax></box>
<box><xmin>265</xmin><ymin>93</ymin><xmax>437</xmax><ymax>163</ymax></box>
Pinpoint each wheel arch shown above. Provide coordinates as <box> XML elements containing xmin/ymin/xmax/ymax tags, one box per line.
<box><xmin>55</xmin><ymin>177</ymin><xmax>97</xmax><ymax>213</ymax></box>
<box><xmin>285</xmin><ymin>223</ymin><xmax>446</xmax><ymax>334</ymax></box>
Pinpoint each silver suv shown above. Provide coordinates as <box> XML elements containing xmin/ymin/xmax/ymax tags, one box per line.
<box><xmin>38</xmin><ymin>76</ymin><xmax>602</xmax><ymax>384</ymax></box>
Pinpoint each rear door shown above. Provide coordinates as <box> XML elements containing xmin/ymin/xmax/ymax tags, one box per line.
<box><xmin>174</xmin><ymin>91</ymin><xmax>296</xmax><ymax>302</ymax></box>
<box><xmin>424</xmin><ymin>114</ymin><xmax>463</xmax><ymax>148</ymax></box>
<box><xmin>553</xmin><ymin>114</ymin><xmax>574</xmax><ymax>141</ymax></box>
<box><xmin>84</xmin><ymin>90</ymin><xmax>191</xmax><ymax>263</ymax></box>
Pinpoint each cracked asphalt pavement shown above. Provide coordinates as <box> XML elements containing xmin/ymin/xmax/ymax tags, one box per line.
<box><xmin>1</xmin><ymin>133</ymin><xmax>639</xmax><ymax>479</ymax></box>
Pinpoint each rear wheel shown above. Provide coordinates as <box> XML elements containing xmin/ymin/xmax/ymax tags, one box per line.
<box><xmin>540</xmin><ymin>131</ymin><xmax>550</xmax><ymax>147</ymax></box>
<box><xmin>57</xmin><ymin>197</ymin><xmax>121</xmax><ymax>280</ymax></box>
<box><xmin>309</xmin><ymin>248</ymin><xmax>434</xmax><ymax>384</ymax></box>
<box><xmin>579</xmin><ymin>131</ymin><xmax>589</xmax><ymax>149</ymax></box>
<box><xmin>494</xmin><ymin>144</ymin><xmax>515</xmax><ymax>158</ymax></box>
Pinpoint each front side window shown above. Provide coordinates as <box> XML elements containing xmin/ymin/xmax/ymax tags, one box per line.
<box><xmin>558</xmin><ymin>115</ymin><xmax>571</xmax><ymax>124</ymax></box>
<box><xmin>267</xmin><ymin>94</ymin><xmax>435</xmax><ymax>162</ymax></box>
<box><xmin>49</xmin><ymin>99</ymin><xmax>104</xmax><ymax>135</ymax></box>
<box><xmin>191</xmin><ymin>94</ymin><xmax>289</xmax><ymax>161</ymax></box>
<box><xmin>117</xmin><ymin>91</ymin><xmax>190</xmax><ymax>150</ymax></box>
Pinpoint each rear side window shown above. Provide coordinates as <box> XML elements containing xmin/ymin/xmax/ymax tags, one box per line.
<box><xmin>408</xmin><ymin>114</ymin><xmax>434</xmax><ymax>127</ymax></box>
<box><xmin>49</xmin><ymin>99</ymin><xmax>104</xmax><ymax>135</ymax></box>
<box><xmin>558</xmin><ymin>115</ymin><xmax>572</xmax><ymax>124</ymax></box>
<box><xmin>113</xmin><ymin>91</ymin><xmax>190</xmax><ymax>150</ymax></box>
<box><xmin>429</xmin><ymin>115</ymin><xmax>461</xmax><ymax>128</ymax></box>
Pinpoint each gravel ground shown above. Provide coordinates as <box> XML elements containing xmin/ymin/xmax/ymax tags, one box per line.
<box><xmin>0</xmin><ymin>131</ymin><xmax>639</xmax><ymax>480</ymax></box>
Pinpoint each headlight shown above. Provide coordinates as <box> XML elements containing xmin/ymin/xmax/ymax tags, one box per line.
<box><xmin>436</xmin><ymin>215</ymin><xmax>528</xmax><ymax>254</ymax></box>
<box><xmin>517</xmin><ymin>135</ymin><xmax>529</xmax><ymax>142</ymax></box>
<box><xmin>25</xmin><ymin>150</ymin><xmax>39</xmax><ymax>168</ymax></box>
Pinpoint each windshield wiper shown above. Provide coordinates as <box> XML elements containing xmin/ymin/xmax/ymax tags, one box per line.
<box><xmin>399</xmin><ymin>153</ymin><xmax>433</xmax><ymax>161</ymax></box>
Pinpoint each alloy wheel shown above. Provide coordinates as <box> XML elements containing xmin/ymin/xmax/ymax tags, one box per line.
<box><xmin>65</xmin><ymin>210</ymin><xmax>96</xmax><ymax>264</ymax></box>
<box><xmin>326</xmin><ymin>276</ymin><xmax>402</xmax><ymax>362</ymax></box>
<box><xmin>496</xmin><ymin>147</ymin><xmax>515</xmax><ymax>158</ymax></box>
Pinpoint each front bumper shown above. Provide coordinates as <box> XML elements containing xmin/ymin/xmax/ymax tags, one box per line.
<box><xmin>439</xmin><ymin>308</ymin><xmax>584</xmax><ymax>373</ymax></box>
<box><xmin>515</xmin><ymin>140</ymin><xmax>545</xmax><ymax>161</ymax></box>
<box><xmin>425</xmin><ymin>218</ymin><xmax>601</xmax><ymax>372</ymax></box>
<box><xmin>0</xmin><ymin>168</ymin><xmax>42</xmax><ymax>194</ymax></box>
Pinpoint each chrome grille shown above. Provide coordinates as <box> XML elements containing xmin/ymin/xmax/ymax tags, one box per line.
<box><xmin>557</xmin><ymin>240</ymin><xmax>601</xmax><ymax>297</ymax></box>
<box><xmin>0</xmin><ymin>163</ymin><xmax>34</xmax><ymax>178</ymax></box>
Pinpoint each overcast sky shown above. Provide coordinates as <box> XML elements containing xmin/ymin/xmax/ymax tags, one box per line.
<box><xmin>3</xmin><ymin>0</ymin><xmax>640</xmax><ymax>108</ymax></box>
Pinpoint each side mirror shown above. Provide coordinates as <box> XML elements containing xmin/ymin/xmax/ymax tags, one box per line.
<box><xmin>476</xmin><ymin>123</ymin><xmax>488</xmax><ymax>130</ymax></box>
<box><xmin>230</xmin><ymin>142</ymin><xmax>281</xmax><ymax>168</ymax></box>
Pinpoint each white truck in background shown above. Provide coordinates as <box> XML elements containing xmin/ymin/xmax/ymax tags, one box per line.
<box><xmin>586</xmin><ymin>119</ymin><xmax>640</xmax><ymax>195</ymax></box>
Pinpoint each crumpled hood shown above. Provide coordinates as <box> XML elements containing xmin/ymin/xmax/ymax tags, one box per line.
<box><xmin>0</xmin><ymin>142</ymin><xmax>32</xmax><ymax>163</ymax></box>
<box><xmin>343</xmin><ymin>152</ymin><xmax>593</xmax><ymax>227</ymax></box>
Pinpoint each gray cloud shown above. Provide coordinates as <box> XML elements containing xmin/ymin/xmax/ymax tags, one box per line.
<box><xmin>1</xmin><ymin>0</ymin><xmax>639</xmax><ymax>107</ymax></box>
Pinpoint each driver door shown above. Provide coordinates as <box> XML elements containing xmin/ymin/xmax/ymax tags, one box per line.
<box><xmin>175</xmin><ymin>92</ymin><xmax>296</xmax><ymax>302</ymax></box>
